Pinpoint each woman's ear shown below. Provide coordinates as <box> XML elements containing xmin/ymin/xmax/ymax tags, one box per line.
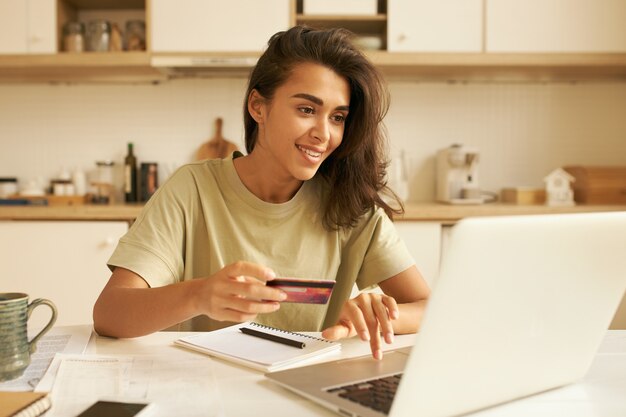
<box><xmin>247</xmin><ymin>89</ymin><xmax>265</xmax><ymax>123</ymax></box>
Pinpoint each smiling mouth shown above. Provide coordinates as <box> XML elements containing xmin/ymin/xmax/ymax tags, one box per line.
<box><xmin>296</xmin><ymin>145</ymin><xmax>322</xmax><ymax>158</ymax></box>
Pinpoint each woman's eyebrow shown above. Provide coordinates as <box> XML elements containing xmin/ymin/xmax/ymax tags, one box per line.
<box><xmin>291</xmin><ymin>93</ymin><xmax>350</xmax><ymax>111</ymax></box>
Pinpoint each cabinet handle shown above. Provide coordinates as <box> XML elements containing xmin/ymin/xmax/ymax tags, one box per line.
<box><xmin>397</xmin><ymin>33</ymin><xmax>407</xmax><ymax>43</ymax></box>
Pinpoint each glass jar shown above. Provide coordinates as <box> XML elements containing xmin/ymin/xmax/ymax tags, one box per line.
<box><xmin>62</xmin><ymin>22</ymin><xmax>85</xmax><ymax>53</ymax></box>
<box><xmin>0</xmin><ymin>177</ymin><xmax>18</xmax><ymax>198</ymax></box>
<box><xmin>86</xmin><ymin>20</ymin><xmax>111</xmax><ymax>52</ymax></box>
<box><xmin>125</xmin><ymin>20</ymin><xmax>146</xmax><ymax>51</ymax></box>
<box><xmin>96</xmin><ymin>161</ymin><xmax>114</xmax><ymax>185</ymax></box>
<box><xmin>94</xmin><ymin>161</ymin><xmax>115</xmax><ymax>204</ymax></box>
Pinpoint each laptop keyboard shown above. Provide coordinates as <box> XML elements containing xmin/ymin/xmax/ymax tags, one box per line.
<box><xmin>326</xmin><ymin>373</ymin><xmax>402</xmax><ymax>415</ymax></box>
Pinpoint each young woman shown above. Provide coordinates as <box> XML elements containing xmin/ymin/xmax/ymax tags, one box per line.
<box><xmin>93</xmin><ymin>26</ymin><xmax>430</xmax><ymax>360</ymax></box>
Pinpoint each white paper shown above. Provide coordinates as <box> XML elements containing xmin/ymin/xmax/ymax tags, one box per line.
<box><xmin>176</xmin><ymin>322</ymin><xmax>341</xmax><ymax>372</ymax></box>
<box><xmin>0</xmin><ymin>325</ymin><xmax>92</xmax><ymax>391</ymax></box>
<box><xmin>39</xmin><ymin>354</ymin><xmax>223</xmax><ymax>417</ymax></box>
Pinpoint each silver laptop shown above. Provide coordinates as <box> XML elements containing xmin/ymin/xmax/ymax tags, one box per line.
<box><xmin>266</xmin><ymin>212</ymin><xmax>626</xmax><ymax>417</ymax></box>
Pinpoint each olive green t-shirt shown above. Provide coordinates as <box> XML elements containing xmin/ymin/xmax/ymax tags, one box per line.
<box><xmin>107</xmin><ymin>156</ymin><xmax>414</xmax><ymax>332</ymax></box>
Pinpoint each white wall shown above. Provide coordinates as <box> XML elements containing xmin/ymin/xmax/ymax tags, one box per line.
<box><xmin>1</xmin><ymin>78</ymin><xmax>625</xmax><ymax>202</ymax></box>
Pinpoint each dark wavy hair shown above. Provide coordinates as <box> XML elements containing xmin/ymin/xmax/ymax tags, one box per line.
<box><xmin>243</xmin><ymin>25</ymin><xmax>403</xmax><ymax>230</ymax></box>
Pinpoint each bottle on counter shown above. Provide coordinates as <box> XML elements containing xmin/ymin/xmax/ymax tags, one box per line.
<box><xmin>140</xmin><ymin>162</ymin><xmax>158</xmax><ymax>202</ymax></box>
<box><xmin>124</xmin><ymin>142</ymin><xmax>138</xmax><ymax>203</ymax></box>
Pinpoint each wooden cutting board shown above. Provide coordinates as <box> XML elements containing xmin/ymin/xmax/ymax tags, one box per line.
<box><xmin>196</xmin><ymin>118</ymin><xmax>239</xmax><ymax>161</ymax></box>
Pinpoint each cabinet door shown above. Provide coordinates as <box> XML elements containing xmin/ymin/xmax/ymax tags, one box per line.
<box><xmin>487</xmin><ymin>0</ymin><xmax>626</xmax><ymax>52</ymax></box>
<box><xmin>0</xmin><ymin>0</ymin><xmax>56</xmax><ymax>54</ymax></box>
<box><xmin>388</xmin><ymin>0</ymin><xmax>483</xmax><ymax>52</ymax></box>
<box><xmin>393</xmin><ymin>222</ymin><xmax>442</xmax><ymax>288</ymax></box>
<box><xmin>26</xmin><ymin>0</ymin><xmax>56</xmax><ymax>53</ymax></box>
<box><xmin>0</xmin><ymin>0</ymin><xmax>28</xmax><ymax>53</ymax></box>
<box><xmin>0</xmin><ymin>221</ymin><xmax>128</xmax><ymax>327</ymax></box>
<box><xmin>151</xmin><ymin>0</ymin><xmax>291</xmax><ymax>52</ymax></box>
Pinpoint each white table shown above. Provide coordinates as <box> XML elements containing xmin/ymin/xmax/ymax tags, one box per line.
<box><xmin>70</xmin><ymin>329</ymin><xmax>626</xmax><ymax>416</ymax></box>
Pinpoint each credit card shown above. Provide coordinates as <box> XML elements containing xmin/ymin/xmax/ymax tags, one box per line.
<box><xmin>267</xmin><ymin>278</ymin><xmax>335</xmax><ymax>304</ymax></box>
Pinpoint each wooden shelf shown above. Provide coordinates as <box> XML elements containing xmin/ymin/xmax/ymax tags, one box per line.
<box><xmin>0</xmin><ymin>52</ymin><xmax>165</xmax><ymax>83</ymax></box>
<box><xmin>367</xmin><ymin>52</ymin><xmax>626</xmax><ymax>81</ymax></box>
<box><xmin>1</xmin><ymin>51</ymin><xmax>626</xmax><ymax>83</ymax></box>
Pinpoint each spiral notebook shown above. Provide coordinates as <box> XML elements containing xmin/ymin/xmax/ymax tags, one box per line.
<box><xmin>174</xmin><ymin>322</ymin><xmax>341</xmax><ymax>372</ymax></box>
<box><xmin>0</xmin><ymin>391</ymin><xmax>51</xmax><ymax>417</ymax></box>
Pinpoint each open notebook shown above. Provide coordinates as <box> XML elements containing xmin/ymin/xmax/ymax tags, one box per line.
<box><xmin>174</xmin><ymin>322</ymin><xmax>341</xmax><ymax>372</ymax></box>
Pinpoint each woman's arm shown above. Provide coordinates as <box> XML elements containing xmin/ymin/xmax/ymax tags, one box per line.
<box><xmin>322</xmin><ymin>265</ymin><xmax>430</xmax><ymax>359</ymax></box>
<box><xmin>93</xmin><ymin>262</ymin><xmax>286</xmax><ymax>338</ymax></box>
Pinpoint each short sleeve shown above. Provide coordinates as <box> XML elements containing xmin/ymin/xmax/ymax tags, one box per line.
<box><xmin>107</xmin><ymin>167</ymin><xmax>191</xmax><ymax>288</ymax></box>
<box><xmin>354</xmin><ymin>209</ymin><xmax>415</xmax><ymax>290</ymax></box>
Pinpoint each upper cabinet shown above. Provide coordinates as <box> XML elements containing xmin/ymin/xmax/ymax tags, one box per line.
<box><xmin>487</xmin><ymin>0</ymin><xmax>626</xmax><ymax>52</ymax></box>
<box><xmin>1</xmin><ymin>0</ymin><xmax>626</xmax><ymax>82</ymax></box>
<box><xmin>387</xmin><ymin>0</ymin><xmax>483</xmax><ymax>52</ymax></box>
<box><xmin>0</xmin><ymin>0</ymin><xmax>56</xmax><ymax>54</ymax></box>
<box><xmin>150</xmin><ymin>0</ymin><xmax>292</xmax><ymax>53</ymax></box>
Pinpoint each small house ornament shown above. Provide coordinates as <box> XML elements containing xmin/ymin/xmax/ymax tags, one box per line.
<box><xmin>543</xmin><ymin>168</ymin><xmax>576</xmax><ymax>206</ymax></box>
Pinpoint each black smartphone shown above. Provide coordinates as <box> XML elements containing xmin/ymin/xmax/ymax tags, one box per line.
<box><xmin>76</xmin><ymin>400</ymin><xmax>152</xmax><ymax>417</ymax></box>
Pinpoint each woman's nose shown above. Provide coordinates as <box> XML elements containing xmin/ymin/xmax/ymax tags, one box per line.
<box><xmin>311</xmin><ymin>117</ymin><xmax>330</xmax><ymax>143</ymax></box>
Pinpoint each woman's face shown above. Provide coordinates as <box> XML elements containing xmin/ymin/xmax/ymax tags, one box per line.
<box><xmin>250</xmin><ymin>61</ymin><xmax>350</xmax><ymax>182</ymax></box>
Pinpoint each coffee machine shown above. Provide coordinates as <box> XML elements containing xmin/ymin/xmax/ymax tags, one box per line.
<box><xmin>436</xmin><ymin>144</ymin><xmax>483</xmax><ymax>204</ymax></box>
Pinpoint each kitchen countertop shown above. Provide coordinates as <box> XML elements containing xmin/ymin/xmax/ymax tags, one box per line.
<box><xmin>400</xmin><ymin>202</ymin><xmax>626</xmax><ymax>224</ymax></box>
<box><xmin>0</xmin><ymin>202</ymin><xmax>625</xmax><ymax>223</ymax></box>
<box><xmin>0</xmin><ymin>203</ymin><xmax>144</xmax><ymax>222</ymax></box>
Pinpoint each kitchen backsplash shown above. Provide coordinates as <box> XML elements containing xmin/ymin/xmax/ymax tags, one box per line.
<box><xmin>1</xmin><ymin>78</ymin><xmax>625</xmax><ymax>202</ymax></box>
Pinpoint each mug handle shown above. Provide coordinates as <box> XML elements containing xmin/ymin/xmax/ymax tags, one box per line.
<box><xmin>27</xmin><ymin>298</ymin><xmax>58</xmax><ymax>354</ymax></box>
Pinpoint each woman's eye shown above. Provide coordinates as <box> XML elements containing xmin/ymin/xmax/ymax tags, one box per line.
<box><xmin>332</xmin><ymin>114</ymin><xmax>346</xmax><ymax>123</ymax></box>
<box><xmin>299</xmin><ymin>107</ymin><xmax>315</xmax><ymax>115</ymax></box>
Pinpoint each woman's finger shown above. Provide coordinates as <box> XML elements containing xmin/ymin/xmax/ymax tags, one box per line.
<box><xmin>372</xmin><ymin>297</ymin><xmax>394</xmax><ymax>344</ymax></box>
<box><xmin>226</xmin><ymin>296</ymin><xmax>281</xmax><ymax>315</ymax></box>
<box><xmin>381</xmin><ymin>295</ymin><xmax>399</xmax><ymax>320</ymax></box>
<box><xmin>358</xmin><ymin>298</ymin><xmax>384</xmax><ymax>360</ymax></box>
<box><xmin>224</xmin><ymin>261</ymin><xmax>276</xmax><ymax>283</ymax></box>
<box><xmin>321</xmin><ymin>321</ymin><xmax>353</xmax><ymax>340</ymax></box>
<box><xmin>225</xmin><ymin>276</ymin><xmax>286</xmax><ymax>301</ymax></box>
<box><xmin>345</xmin><ymin>301</ymin><xmax>370</xmax><ymax>341</ymax></box>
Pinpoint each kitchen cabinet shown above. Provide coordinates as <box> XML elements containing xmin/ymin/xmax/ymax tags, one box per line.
<box><xmin>387</xmin><ymin>0</ymin><xmax>483</xmax><ymax>52</ymax></box>
<box><xmin>0</xmin><ymin>0</ymin><xmax>56</xmax><ymax>54</ymax></box>
<box><xmin>354</xmin><ymin>220</ymin><xmax>441</xmax><ymax>297</ymax></box>
<box><xmin>0</xmin><ymin>0</ymin><xmax>626</xmax><ymax>82</ymax></box>
<box><xmin>150</xmin><ymin>0</ymin><xmax>292</xmax><ymax>53</ymax></box>
<box><xmin>0</xmin><ymin>0</ymin><xmax>164</xmax><ymax>83</ymax></box>
<box><xmin>0</xmin><ymin>221</ymin><xmax>128</xmax><ymax>327</ymax></box>
<box><xmin>487</xmin><ymin>0</ymin><xmax>626</xmax><ymax>52</ymax></box>
<box><xmin>393</xmin><ymin>221</ymin><xmax>442</xmax><ymax>288</ymax></box>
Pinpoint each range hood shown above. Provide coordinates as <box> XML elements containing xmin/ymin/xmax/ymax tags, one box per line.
<box><xmin>151</xmin><ymin>54</ymin><xmax>259</xmax><ymax>78</ymax></box>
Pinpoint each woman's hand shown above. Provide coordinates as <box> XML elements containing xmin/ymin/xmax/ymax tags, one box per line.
<box><xmin>321</xmin><ymin>293</ymin><xmax>399</xmax><ymax>360</ymax></box>
<box><xmin>194</xmin><ymin>261</ymin><xmax>287</xmax><ymax>322</ymax></box>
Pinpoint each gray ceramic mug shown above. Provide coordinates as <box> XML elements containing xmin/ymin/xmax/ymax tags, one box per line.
<box><xmin>0</xmin><ymin>293</ymin><xmax>57</xmax><ymax>381</ymax></box>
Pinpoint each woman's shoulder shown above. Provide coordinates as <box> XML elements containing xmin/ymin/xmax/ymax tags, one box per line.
<box><xmin>168</xmin><ymin>159</ymin><xmax>228</xmax><ymax>183</ymax></box>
